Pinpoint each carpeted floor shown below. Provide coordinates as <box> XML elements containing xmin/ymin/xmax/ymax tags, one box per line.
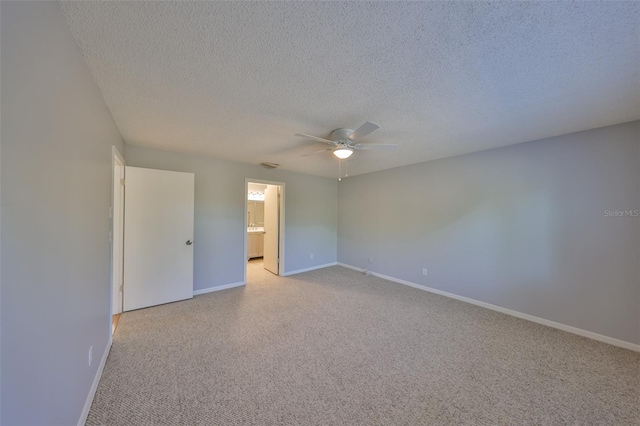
<box><xmin>87</xmin><ymin>261</ymin><xmax>639</xmax><ymax>425</ymax></box>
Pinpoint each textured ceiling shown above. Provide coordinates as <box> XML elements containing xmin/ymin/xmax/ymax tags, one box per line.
<box><xmin>60</xmin><ymin>1</ymin><xmax>639</xmax><ymax>178</ymax></box>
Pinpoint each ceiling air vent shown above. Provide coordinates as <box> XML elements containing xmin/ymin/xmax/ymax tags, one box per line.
<box><xmin>260</xmin><ymin>162</ymin><xmax>279</xmax><ymax>169</ymax></box>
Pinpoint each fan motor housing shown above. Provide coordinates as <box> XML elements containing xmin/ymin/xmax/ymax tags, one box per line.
<box><xmin>331</xmin><ymin>128</ymin><xmax>354</xmax><ymax>142</ymax></box>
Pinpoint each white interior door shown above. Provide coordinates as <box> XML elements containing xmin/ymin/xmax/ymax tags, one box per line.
<box><xmin>263</xmin><ymin>184</ymin><xmax>280</xmax><ymax>275</ymax></box>
<box><xmin>124</xmin><ymin>167</ymin><xmax>195</xmax><ymax>311</ymax></box>
<box><xmin>112</xmin><ymin>157</ymin><xmax>125</xmax><ymax>316</ymax></box>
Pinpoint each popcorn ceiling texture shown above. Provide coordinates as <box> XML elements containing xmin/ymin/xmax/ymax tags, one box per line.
<box><xmin>59</xmin><ymin>1</ymin><xmax>640</xmax><ymax>178</ymax></box>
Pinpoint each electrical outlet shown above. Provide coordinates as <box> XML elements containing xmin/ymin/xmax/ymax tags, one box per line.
<box><xmin>310</xmin><ymin>253</ymin><xmax>314</xmax><ymax>259</ymax></box>
<box><xmin>422</xmin><ymin>268</ymin><xmax>428</xmax><ymax>276</ymax></box>
<box><xmin>88</xmin><ymin>346</ymin><xmax>93</xmax><ymax>366</ymax></box>
<box><xmin>368</xmin><ymin>257</ymin><xmax>373</xmax><ymax>264</ymax></box>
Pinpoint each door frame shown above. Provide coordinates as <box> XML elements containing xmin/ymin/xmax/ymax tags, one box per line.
<box><xmin>244</xmin><ymin>178</ymin><xmax>285</xmax><ymax>283</ymax></box>
<box><xmin>110</xmin><ymin>146</ymin><xmax>126</xmax><ymax>335</ymax></box>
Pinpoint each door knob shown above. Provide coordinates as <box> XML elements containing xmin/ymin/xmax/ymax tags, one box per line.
<box><xmin>186</xmin><ymin>240</ymin><xmax>193</xmax><ymax>245</ymax></box>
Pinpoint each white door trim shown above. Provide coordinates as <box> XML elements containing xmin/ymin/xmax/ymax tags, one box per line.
<box><xmin>244</xmin><ymin>178</ymin><xmax>285</xmax><ymax>284</ymax></box>
<box><xmin>110</xmin><ymin>146</ymin><xmax>125</xmax><ymax>334</ymax></box>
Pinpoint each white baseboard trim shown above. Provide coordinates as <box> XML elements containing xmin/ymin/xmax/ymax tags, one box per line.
<box><xmin>78</xmin><ymin>337</ymin><xmax>112</xmax><ymax>426</ymax></box>
<box><xmin>337</xmin><ymin>263</ymin><xmax>640</xmax><ymax>352</ymax></box>
<box><xmin>282</xmin><ymin>262</ymin><xmax>337</xmax><ymax>277</ymax></box>
<box><xmin>193</xmin><ymin>281</ymin><xmax>245</xmax><ymax>296</ymax></box>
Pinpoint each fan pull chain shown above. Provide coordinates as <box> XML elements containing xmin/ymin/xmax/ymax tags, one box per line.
<box><xmin>337</xmin><ymin>159</ymin><xmax>349</xmax><ymax>181</ymax></box>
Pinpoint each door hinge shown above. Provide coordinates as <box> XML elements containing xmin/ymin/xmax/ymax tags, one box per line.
<box><xmin>119</xmin><ymin>285</ymin><xmax>123</xmax><ymax>292</ymax></box>
<box><xmin>109</xmin><ymin>206</ymin><xmax>113</xmax><ymax>219</ymax></box>
<box><xmin>120</xmin><ymin>178</ymin><xmax>125</xmax><ymax>186</ymax></box>
<box><xmin>109</xmin><ymin>230</ymin><xmax>112</xmax><ymax>243</ymax></box>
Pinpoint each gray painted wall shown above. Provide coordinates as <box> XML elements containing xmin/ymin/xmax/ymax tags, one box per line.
<box><xmin>0</xmin><ymin>2</ymin><xmax>636</xmax><ymax>424</ymax></box>
<box><xmin>125</xmin><ymin>145</ymin><xmax>338</xmax><ymax>290</ymax></box>
<box><xmin>1</xmin><ymin>2</ymin><xmax>125</xmax><ymax>424</ymax></box>
<box><xmin>338</xmin><ymin>121</ymin><xmax>640</xmax><ymax>345</ymax></box>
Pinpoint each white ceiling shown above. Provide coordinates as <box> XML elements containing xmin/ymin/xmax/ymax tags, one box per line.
<box><xmin>60</xmin><ymin>1</ymin><xmax>639</xmax><ymax>178</ymax></box>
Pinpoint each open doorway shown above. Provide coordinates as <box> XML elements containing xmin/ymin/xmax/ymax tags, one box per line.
<box><xmin>245</xmin><ymin>179</ymin><xmax>285</xmax><ymax>284</ymax></box>
<box><xmin>111</xmin><ymin>147</ymin><xmax>125</xmax><ymax>335</ymax></box>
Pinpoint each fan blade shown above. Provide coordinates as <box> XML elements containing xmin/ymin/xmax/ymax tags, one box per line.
<box><xmin>295</xmin><ymin>133</ymin><xmax>335</xmax><ymax>145</ymax></box>
<box><xmin>301</xmin><ymin>148</ymin><xmax>332</xmax><ymax>157</ymax></box>
<box><xmin>354</xmin><ymin>143</ymin><xmax>398</xmax><ymax>151</ymax></box>
<box><xmin>348</xmin><ymin>121</ymin><xmax>379</xmax><ymax>141</ymax></box>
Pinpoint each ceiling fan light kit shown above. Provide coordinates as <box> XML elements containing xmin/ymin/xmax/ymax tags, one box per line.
<box><xmin>333</xmin><ymin>147</ymin><xmax>353</xmax><ymax>159</ymax></box>
<box><xmin>295</xmin><ymin>121</ymin><xmax>398</xmax><ymax>160</ymax></box>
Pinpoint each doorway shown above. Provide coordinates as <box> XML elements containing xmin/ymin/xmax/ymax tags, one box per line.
<box><xmin>111</xmin><ymin>147</ymin><xmax>125</xmax><ymax>335</ymax></box>
<box><xmin>245</xmin><ymin>179</ymin><xmax>285</xmax><ymax>283</ymax></box>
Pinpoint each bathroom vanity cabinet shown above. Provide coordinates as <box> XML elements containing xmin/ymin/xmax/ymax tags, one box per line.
<box><xmin>247</xmin><ymin>231</ymin><xmax>264</xmax><ymax>259</ymax></box>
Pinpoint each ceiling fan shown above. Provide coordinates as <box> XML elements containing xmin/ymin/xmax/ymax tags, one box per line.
<box><xmin>295</xmin><ymin>122</ymin><xmax>398</xmax><ymax>159</ymax></box>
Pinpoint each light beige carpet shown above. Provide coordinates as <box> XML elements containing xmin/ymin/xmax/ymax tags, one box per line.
<box><xmin>87</xmin><ymin>261</ymin><xmax>639</xmax><ymax>425</ymax></box>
